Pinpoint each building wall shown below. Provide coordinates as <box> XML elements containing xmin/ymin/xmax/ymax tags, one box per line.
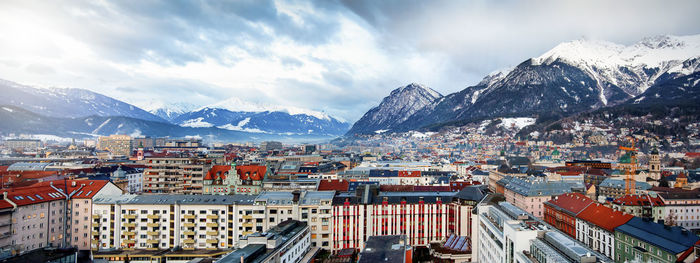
<box><xmin>143</xmin><ymin>158</ymin><xmax>211</xmax><ymax>194</ymax></box>
<box><xmin>11</xmin><ymin>199</ymin><xmax>64</xmax><ymax>254</ymax></box>
<box><xmin>575</xmin><ymin>219</ymin><xmax>615</xmax><ymax>259</ymax></box>
<box><xmin>615</xmin><ymin>231</ymin><xmax>676</xmax><ymax>263</ymax></box>
<box><xmin>503</xmin><ymin>188</ymin><xmax>550</xmax><ymax>218</ymax></box>
<box><xmin>543</xmin><ymin>204</ymin><xmax>576</xmax><ymax>238</ymax></box>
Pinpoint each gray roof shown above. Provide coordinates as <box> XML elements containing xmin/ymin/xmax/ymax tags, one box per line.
<box><xmin>254</xmin><ymin>191</ymin><xmax>334</xmax><ymax>205</ymax></box>
<box><xmin>501</xmin><ymin>176</ymin><xmax>581</xmax><ymax>197</ymax></box>
<box><xmin>7</xmin><ymin>162</ymin><xmax>50</xmax><ymax>171</ymax></box>
<box><xmin>358</xmin><ymin>235</ymin><xmax>407</xmax><ymax>263</ymax></box>
<box><xmin>93</xmin><ymin>194</ymin><xmax>256</xmax><ymax>205</ymax></box>
<box><xmin>599</xmin><ymin>178</ymin><xmax>651</xmax><ymax>190</ymax></box>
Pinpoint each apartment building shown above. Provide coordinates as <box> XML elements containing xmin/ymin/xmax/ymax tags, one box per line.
<box><xmin>217</xmin><ymin>220</ymin><xmax>311</xmax><ymax>263</ymax></box>
<box><xmin>500</xmin><ymin>176</ymin><xmax>581</xmax><ymax>218</ymax></box>
<box><xmin>329</xmin><ymin>186</ymin><xmax>485</xmax><ymax>253</ymax></box>
<box><xmin>97</xmin><ymin>135</ymin><xmax>132</xmax><ymax>157</ymax></box>
<box><xmin>60</xmin><ymin>180</ymin><xmax>122</xmax><ymax>251</ymax></box>
<box><xmin>575</xmin><ymin>203</ymin><xmax>633</xmax><ymax>259</ymax></box>
<box><xmin>142</xmin><ymin>157</ymin><xmax>213</xmax><ymax>194</ymax></box>
<box><xmin>0</xmin><ymin>184</ymin><xmax>66</xmax><ymax>256</ymax></box>
<box><xmin>474</xmin><ymin>196</ymin><xmax>612</xmax><ymax>263</ymax></box>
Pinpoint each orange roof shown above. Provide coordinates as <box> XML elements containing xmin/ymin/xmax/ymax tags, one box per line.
<box><xmin>613</xmin><ymin>194</ymin><xmax>664</xmax><ymax>206</ymax></box>
<box><xmin>577</xmin><ymin>203</ymin><xmax>633</xmax><ymax>232</ymax></box>
<box><xmin>545</xmin><ymin>193</ymin><xmax>594</xmax><ymax>216</ymax></box>
<box><xmin>318</xmin><ymin>179</ymin><xmax>349</xmax><ymax>191</ymax></box>
<box><xmin>205</xmin><ymin>165</ymin><xmax>232</xmax><ymax>180</ymax></box>
<box><xmin>0</xmin><ymin>184</ymin><xmax>66</xmax><ymax>209</ymax></box>
<box><xmin>236</xmin><ymin>165</ymin><xmax>266</xmax><ymax>181</ymax></box>
<box><xmin>30</xmin><ymin>179</ymin><xmax>110</xmax><ymax>199</ymax></box>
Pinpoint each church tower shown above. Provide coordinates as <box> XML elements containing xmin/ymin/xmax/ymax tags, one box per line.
<box><xmin>649</xmin><ymin>147</ymin><xmax>660</xmax><ymax>180</ymax></box>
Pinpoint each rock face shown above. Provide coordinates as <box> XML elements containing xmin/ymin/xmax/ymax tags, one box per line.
<box><xmin>346</xmin><ymin>83</ymin><xmax>442</xmax><ymax>135</ymax></box>
<box><xmin>354</xmin><ymin>34</ymin><xmax>700</xmax><ymax>133</ymax></box>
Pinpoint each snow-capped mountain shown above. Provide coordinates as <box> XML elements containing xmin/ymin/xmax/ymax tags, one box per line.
<box><xmin>144</xmin><ymin>101</ymin><xmax>199</xmax><ymax>122</ymax></box>
<box><xmin>174</xmin><ymin>104</ymin><xmax>350</xmax><ymax>136</ymax></box>
<box><xmin>346</xmin><ymin>83</ymin><xmax>442</xmax><ymax>135</ymax></box>
<box><xmin>382</xmin><ymin>34</ymin><xmax>700</xmax><ymax>132</ymax></box>
<box><xmin>0</xmin><ymin>79</ymin><xmax>166</xmax><ymax>122</ymax></box>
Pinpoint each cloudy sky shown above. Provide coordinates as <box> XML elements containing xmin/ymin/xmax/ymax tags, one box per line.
<box><xmin>1</xmin><ymin>0</ymin><xmax>699</xmax><ymax>122</ymax></box>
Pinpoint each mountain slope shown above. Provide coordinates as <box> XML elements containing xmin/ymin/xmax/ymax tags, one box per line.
<box><xmin>173</xmin><ymin>107</ymin><xmax>350</xmax><ymax>136</ymax></box>
<box><xmin>346</xmin><ymin>83</ymin><xmax>442</xmax><ymax>135</ymax></box>
<box><xmin>389</xmin><ymin>34</ymin><xmax>700</xmax><ymax>132</ymax></box>
<box><xmin>0</xmin><ymin>105</ymin><xmax>336</xmax><ymax>142</ymax></box>
<box><xmin>0</xmin><ymin>79</ymin><xmax>165</xmax><ymax>122</ymax></box>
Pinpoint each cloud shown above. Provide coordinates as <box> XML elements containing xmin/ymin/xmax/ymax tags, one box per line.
<box><xmin>0</xmin><ymin>0</ymin><xmax>698</xmax><ymax>122</ymax></box>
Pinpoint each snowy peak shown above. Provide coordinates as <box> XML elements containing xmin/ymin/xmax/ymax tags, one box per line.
<box><xmin>205</xmin><ymin>96</ymin><xmax>333</xmax><ymax>121</ymax></box>
<box><xmin>346</xmin><ymin>83</ymin><xmax>442</xmax><ymax>135</ymax></box>
<box><xmin>534</xmin><ymin>34</ymin><xmax>700</xmax><ymax>68</ymax></box>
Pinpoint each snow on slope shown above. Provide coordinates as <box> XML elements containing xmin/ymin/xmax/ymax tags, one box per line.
<box><xmin>205</xmin><ymin>97</ymin><xmax>332</xmax><ymax>121</ymax></box>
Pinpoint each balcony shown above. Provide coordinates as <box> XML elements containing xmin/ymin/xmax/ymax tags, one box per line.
<box><xmin>147</xmin><ymin>215</ymin><xmax>160</xmax><ymax>219</ymax></box>
<box><xmin>206</xmin><ymin>223</ymin><xmax>218</xmax><ymax>227</ymax></box>
<box><xmin>91</xmin><ymin>231</ymin><xmax>99</xmax><ymax>236</ymax></box>
<box><xmin>123</xmin><ymin>223</ymin><xmax>136</xmax><ymax>228</ymax></box>
<box><xmin>91</xmin><ymin>240</ymin><xmax>98</xmax><ymax>244</ymax></box>
<box><xmin>147</xmin><ymin>223</ymin><xmax>159</xmax><ymax>227</ymax></box>
<box><xmin>242</xmin><ymin>215</ymin><xmax>253</xmax><ymax>220</ymax></box>
<box><xmin>92</xmin><ymin>215</ymin><xmax>100</xmax><ymax>219</ymax></box>
<box><xmin>206</xmin><ymin>239</ymin><xmax>218</xmax><ymax>244</ymax></box>
<box><xmin>183</xmin><ymin>223</ymin><xmax>196</xmax><ymax>227</ymax></box>
<box><xmin>123</xmin><ymin>231</ymin><xmax>136</xmax><ymax>236</ymax></box>
<box><xmin>183</xmin><ymin>214</ymin><xmax>196</xmax><ymax>219</ymax></box>
<box><xmin>242</xmin><ymin>223</ymin><xmax>254</xmax><ymax>227</ymax></box>
<box><xmin>124</xmin><ymin>214</ymin><xmax>137</xmax><ymax>219</ymax></box>
<box><xmin>124</xmin><ymin>240</ymin><xmax>135</xmax><ymax>244</ymax></box>
<box><xmin>183</xmin><ymin>239</ymin><xmax>195</xmax><ymax>244</ymax></box>
<box><xmin>206</xmin><ymin>231</ymin><xmax>218</xmax><ymax>236</ymax></box>
<box><xmin>146</xmin><ymin>239</ymin><xmax>159</xmax><ymax>244</ymax></box>
<box><xmin>147</xmin><ymin>231</ymin><xmax>160</xmax><ymax>236</ymax></box>
<box><xmin>183</xmin><ymin>231</ymin><xmax>195</xmax><ymax>236</ymax></box>
<box><xmin>91</xmin><ymin>223</ymin><xmax>100</xmax><ymax>228</ymax></box>
<box><xmin>206</xmin><ymin>215</ymin><xmax>219</xmax><ymax>220</ymax></box>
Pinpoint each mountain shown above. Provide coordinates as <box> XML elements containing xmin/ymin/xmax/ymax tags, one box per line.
<box><xmin>0</xmin><ymin>79</ymin><xmax>165</xmax><ymax>122</ymax></box>
<box><xmin>377</xmin><ymin>35</ymin><xmax>700</xmax><ymax>132</ymax></box>
<box><xmin>173</xmin><ymin>107</ymin><xmax>350</xmax><ymax>136</ymax></box>
<box><xmin>0</xmin><ymin>105</ymin><xmax>336</xmax><ymax>142</ymax></box>
<box><xmin>144</xmin><ymin>101</ymin><xmax>199</xmax><ymax>122</ymax></box>
<box><xmin>346</xmin><ymin>83</ymin><xmax>442</xmax><ymax>135</ymax></box>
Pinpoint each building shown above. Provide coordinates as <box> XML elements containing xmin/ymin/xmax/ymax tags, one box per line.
<box><xmin>142</xmin><ymin>157</ymin><xmax>213</xmax><ymax>194</ymax></box>
<box><xmin>225</xmin><ymin>220</ymin><xmax>312</xmax><ymax>263</ymax></box>
<box><xmin>357</xmin><ymin>235</ymin><xmax>412</xmax><ymax>263</ymax></box>
<box><xmin>615</xmin><ymin>217</ymin><xmax>700</xmax><ymax>263</ymax></box>
<box><xmin>260</xmin><ymin>141</ymin><xmax>283</xmax><ymax>151</ymax></box>
<box><xmin>611</xmin><ymin>194</ymin><xmax>664</xmax><ymax>219</ymax></box>
<box><xmin>91</xmin><ymin>194</ymin><xmax>256</xmax><ymax>251</ymax></box>
<box><xmin>3</xmin><ymin>139</ymin><xmax>41</xmax><ymax>151</ymax></box>
<box><xmin>500</xmin><ymin>176</ymin><xmax>581</xmax><ymax>218</ymax></box>
<box><xmin>649</xmin><ymin>148</ymin><xmax>661</xmax><ymax>180</ymax></box>
<box><xmin>543</xmin><ymin>193</ymin><xmax>594</xmax><ymax>238</ymax></box>
<box><xmin>656</xmin><ymin>190</ymin><xmax>700</xmax><ymax>233</ymax></box>
<box><xmin>330</xmin><ymin>186</ymin><xmax>485</xmax><ymax>253</ymax></box>
<box><xmin>429</xmin><ymin>234</ymin><xmax>471</xmax><ymax>262</ymax></box>
<box><xmin>597</xmin><ymin>178</ymin><xmax>651</xmax><ymax>200</ymax></box>
<box><xmin>474</xmin><ymin>196</ymin><xmax>610</xmax><ymax>263</ymax></box>
<box><xmin>97</xmin><ymin>135</ymin><xmax>132</xmax><ymax>157</ymax></box>
<box><xmin>575</xmin><ymin>203</ymin><xmax>633</xmax><ymax>259</ymax></box>
<box><xmin>203</xmin><ymin>165</ymin><xmax>236</xmax><ymax>195</ymax></box>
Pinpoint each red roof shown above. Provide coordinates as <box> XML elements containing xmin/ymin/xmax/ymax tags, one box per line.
<box><xmin>205</xmin><ymin>165</ymin><xmax>232</xmax><ymax>180</ymax></box>
<box><xmin>545</xmin><ymin>193</ymin><xmax>594</xmax><ymax>216</ymax></box>
<box><xmin>685</xmin><ymin>152</ymin><xmax>700</xmax><ymax>158</ymax></box>
<box><xmin>33</xmin><ymin>179</ymin><xmax>110</xmax><ymax>199</ymax></box>
<box><xmin>236</xmin><ymin>165</ymin><xmax>266</xmax><ymax>181</ymax></box>
<box><xmin>0</xmin><ymin>170</ymin><xmax>60</xmax><ymax>186</ymax></box>
<box><xmin>613</xmin><ymin>194</ymin><xmax>664</xmax><ymax>206</ymax></box>
<box><xmin>576</xmin><ymin>203</ymin><xmax>633</xmax><ymax>232</ymax></box>
<box><xmin>318</xmin><ymin>179</ymin><xmax>349</xmax><ymax>191</ymax></box>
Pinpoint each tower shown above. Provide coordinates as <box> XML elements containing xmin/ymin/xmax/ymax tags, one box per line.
<box><xmin>136</xmin><ymin>141</ymin><xmax>144</xmax><ymax>161</ymax></box>
<box><xmin>648</xmin><ymin>147</ymin><xmax>660</xmax><ymax>180</ymax></box>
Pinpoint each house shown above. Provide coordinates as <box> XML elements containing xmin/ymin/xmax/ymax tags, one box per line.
<box><xmin>575</xmin><ymin>203</ymin><xmax>633</xmax><ymax>258</ymax></box>
<box><xmin>615</xmin><ymin>217</ymin><xmax>700</xmax><ymax>263</ymax></box>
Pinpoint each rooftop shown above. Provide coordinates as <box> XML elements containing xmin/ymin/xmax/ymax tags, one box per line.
<box><xmin>615</xmin><ymin>217</ymin><xmax>700</xmax><ymax>254</ymax></box>
<box><xmin>545</xmin><ymin>193</ymin><xmax>595</xmax><ymax>216</ymax></box>
<box><xmin>576</xmin><ymin>203</ymin><xmax>633</xmax><ymax>232</ymax></box>
<box><xmin>358</xmin><ymin>235</ymin><xmax>408</xmax><ymax>263</ymax></box>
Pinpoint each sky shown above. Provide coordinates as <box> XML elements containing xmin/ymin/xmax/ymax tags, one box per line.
<box><xmin>0</xmin><ymin>0</ymin><xmax>699</xmax><ymax>122</ymax></box>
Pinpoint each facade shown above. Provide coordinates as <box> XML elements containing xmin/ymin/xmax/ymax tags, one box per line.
<box><xmin>656</xmin><ymin>191</ymin><xmax>700</xmax><ymax>233</ymax></box>
<box><xmin>475</xmin><ymin>197</ymin><xmax>609</xmax><ymax>263</ymax></box>
<box><xmin>543</xmin><ymin>193</ymin><xmax>594</xmax><ymax>238</ymax></box>
<box><xmin>501</xmin><ymin>176</ymin><xmax>580</xmax><ymax>218</ymax></box>
<box><xmin>203</xmin><ymin>165</ymin><xmax>235</xmax><ymax>195</ymax></box>
<box><xmin>330</xmin><ymin>186</ymin><xmax>485</xmax><ymax>253</ymax></box>
<box><xmin>91</xmin><ymin>194</ymin><xmax>256</xmax><ymax>250</ymax></box>
<box><xmin>3</xmin><ymin>139</ymin><xmax>42</xmax><ymax>150</ymax></box>
<box><xmin>62</xmin><ymin>180</ymin><xmax>122</xmax><ymax>251</ymax></box>
<box><xmin>217</xmin><ymin>220</ymin><xmax>311</xmax><ymax>263</ymax></box>
<box><xmin>575</xmin><ymin>203</ymin><xmax>633</xmax><ymax>259</ymax></box>
<box><xmin>142</xmin><ymin>157</ymin><xmax>213</xmax><ymax>194</ymax></box>
<box><xmin>598</xmin><ymin>178</ymin><xmax>651</xmax><ymax>200</ymax></box>
<box><xmin>97</xmin><ymin>135</ymin><xmax>132</xmax><ymax>156</ymax></box>
<box><xmin>615</xmin><ymin>217</ymin><xmax>700</xmax><ymax>263</ymax></box>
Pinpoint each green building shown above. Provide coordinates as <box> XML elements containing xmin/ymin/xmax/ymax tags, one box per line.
<box><xmin>615</xmin><ymin>217</ymin><xmax>699</xmax><ymax>262</ymax></box>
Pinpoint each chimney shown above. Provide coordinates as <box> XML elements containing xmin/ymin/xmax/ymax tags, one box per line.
<box><xmin>292</xmin><ymin>190</ymin><xmax>301</xmax><ymax>203</ymax></box>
